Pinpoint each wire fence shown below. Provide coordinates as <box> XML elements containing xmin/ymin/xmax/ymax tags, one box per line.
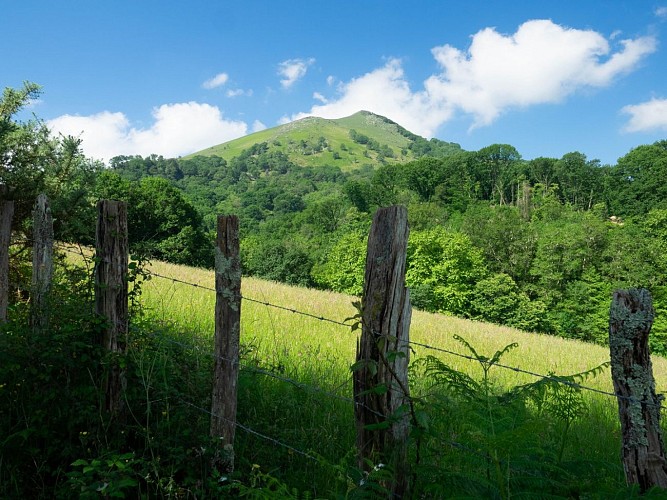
<box><xmin>46</xmin><ymin>242</ymin><xmax>667</xmax><ymax>469</ymax></box>
<box><xmin>54</xmin><ymin>242</ymin><xmax>663</xmax><ymax>408</ymax></box>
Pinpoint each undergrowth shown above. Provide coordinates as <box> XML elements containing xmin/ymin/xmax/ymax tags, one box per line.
<box><xmin>2</xmin><ymin>256</ymin><xmax>666</xmax><ymax>498</ymax></box>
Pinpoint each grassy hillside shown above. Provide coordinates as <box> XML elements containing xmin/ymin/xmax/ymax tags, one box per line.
<box><xmin>186</xmin><ymin>110</ymin><xmax>461</xmax><ymax>171</ymax></box>
<box><xmin>9</xmin><ymin>249</ymin><xmax>664</xmax><ymax>497</ymax></box>
<box><xmin>139</xmin><ymin>259</ymin><xmax>667</xmax><ymax>495</ymax></box>
<box><xmin>144</xmin><ymin>259</ymin><xmax>667</xmax><ymax>393</ymax></box>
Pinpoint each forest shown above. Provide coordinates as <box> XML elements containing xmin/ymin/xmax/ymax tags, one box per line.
<box><xmin>4</xmin><ymin>81</ymin><xmax>667</xmax><ymax>353</ymax></box>
<box><xmin>100</xmin><ymin>139</ymin><xmax>667</xmax><ymax>353</ymax></box>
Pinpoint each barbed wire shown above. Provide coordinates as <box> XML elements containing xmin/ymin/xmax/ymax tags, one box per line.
<box><xmin>54</xmin><ymin>245</ymin><xmax>665</xmax><ymax>409</ymax></box>
<box><xmin>139</xmin><ymin>328</ymin><xmax>384</xmax><ymax>419</ymax></box>
<box><xmin>402</xmin><ymin>339</ymin><xmax>666</xmax><ymax>409</ymax></box>
<box><xmin>178</xmin><ymin>398</ymin><xmax>320</xmax><ymax>462</ymax></box>
<box><xmin>52</xmin><ymin>244</ymin><xmax>352</xmax><ymax>328</ymax></box>
<box><xmin>147</xmin><ymin>270</ymin><xmax>351</xmax><ymax>328</ymax></box>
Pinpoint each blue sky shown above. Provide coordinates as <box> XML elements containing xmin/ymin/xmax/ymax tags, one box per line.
<box><xmin>5</xmin><ymin>1</ymin><xmax>667</xmax><ymax>165</ymax></box>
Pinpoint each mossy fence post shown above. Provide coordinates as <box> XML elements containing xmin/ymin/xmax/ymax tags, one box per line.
<box><xmin>95</xmin><ymin>200</ymin><xmax>129</xmax><ymax>417</ymax></box>
<box><xmin>210</xmin><ymin>214</ymin><xmax>241</xmax><ymax>473</ymax></box>
<box><xmin>0</xmin><ymin>188</ymin><xmax>13</xmax><ymax>323</ymax></box>
<box><xmin>354</xmin><ymin>205</ymin><xmax>412</xmax><ymax>497</ymax></box>
<box><xmin>609</xmin><ymin>288</ymin><xmax>667</xmax><ymax>492</ymax></box>
<box><xmin>31</xmin><ymin>194</ymin><xmax>53</xmax><ymax>333</ymax></box>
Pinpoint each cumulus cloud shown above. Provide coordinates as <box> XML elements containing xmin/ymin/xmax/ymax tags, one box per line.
<box><xmin>289</xmin><ymin>59</ymin><xmax>450</xmax><ymax>137</ymax></box>
<box><xmin>278</xmin><ymin>58</ymin><xmax>315</xmax><ymax>89</ymax></box>
<box><xmin>426</xmin><ymin>20</ymin><xmax>656</xmax><ymax>127</ymax></box>
<box><xmin>226</xmin><ymin>88</ymin><xmax>253</xmax><ymax>98</ymax></box>
<box><xmin>287</xmin><ymin>20</ymin><xmax>655</xmax><ymax>135</ymax></box>
<box><xmin>48</xmin><ymin>102</ymin><xmax>247</xmax><ymax>162</ymax></box>
<box><xmin>251</xmin><ymin>120</ymin><xmax>267</xmax><ymax>133</ymax></box>
<box><xmin>202</xmin><ymin>72</ymin><xmax>229</xmax><ymax>89</ymax></box>
<box><xmin>313</xmin><ymin>92</ymin><xmax>328</xmax><ymax>104</ymax></box>
<box><xmin>621</xmin><ymin>98</ymin><xmax>667</xmax><ymax>132</ymax></box>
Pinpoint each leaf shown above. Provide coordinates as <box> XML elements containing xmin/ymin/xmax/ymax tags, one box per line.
<box><xmin>364</xmin><ymin>421</ymin><xmax>391</xmax><ymax>431</ymax></box>
<box><xmin>386</xmin><ymin>350</ymin><xmax>406</xmax><ymax>362</ymax></box>
<box><xmin>350</xmin><ymin>360</ymin><xmax>366</xmax><ymax>373</ymax></box>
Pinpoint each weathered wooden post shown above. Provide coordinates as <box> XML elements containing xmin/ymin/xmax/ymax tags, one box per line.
<box><xmin>210</xmin><ymin>215</ymin><xmax>241</xmax><ymax>473</ymax></box>
<box><xmin>31</xmin><ymin>194</ymin><xmax>54</xmax><ymax>333</ymax></box>
<box><xmin>354</xmin><ymin>205</ymin><xmax>411</xmax><ymax>497</ymax></box>
<box><xmin>0</xmin><ymin>185</ymin><xmax>13</xmax><ymax>323</ymax></box>
<box><xmin>95</xmin><ymin>200</ymin><xmax>129</xmax><ymax>416</ymax></box>
<box><xmin>609</xmin><ymin>289</ymin><xmax>667</xmax><ymax>492</ymax></box>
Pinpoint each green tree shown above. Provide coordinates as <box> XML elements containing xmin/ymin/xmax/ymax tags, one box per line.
<box><xmin>406</xmin><ymin>228</ymin><xmax>487</xmax><ymax>315</ymax></box>
<box><xmin>470</xmin><ymin>273</ymin><xmax>550</xmax><ymax>332</ymax></box>
<box><xmin>94</xmin><ymin>173</ymin><xmax>211</xmax><ymax>266</ymax></box>
<box><xmin>1</xmin><ymin>82</ymin><xmax>101</xmax><ymax>242</ymax></box>
<box><xmin>611</xmin><ymin>140</ymin><xmax>667</xmax><ymax>216</ymax></box>
<box><xmin>402</xmin><ymin>157</ymin><xmax>447</xmax><ymax>202</ymax></box>
<box><xmin>472</xmin><ymin>144</ymin><xmax>522</xmax><ymax>204</ymax></box>
<box><xmin>310</xmin><ymin>231</ymin><xmax>367</xmax><ymax>295</ymax></box>
<box><xmin>462</xmin><ymin>203</ymin><xmax>536</xmax><ymax>285</ymax></box>
<box><xmin>241</xmin><ymin>235</ymin><xmax>314</xmax><ymax>286</ymax></box>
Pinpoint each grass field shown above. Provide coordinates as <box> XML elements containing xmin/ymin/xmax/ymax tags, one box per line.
<box><xmin>53</xmin><ymin>248</ymin><xmax>667</xmax><ymax>495</ymax></box>
<box><xmin>138</xmin><ymin>259</ymin><xmax>667</xmax><ymax>495</ymax></box>
<box><xmin>143</xmin><ymin>259</ymin><xmax>667</xmax><ymax>396</ymax></box>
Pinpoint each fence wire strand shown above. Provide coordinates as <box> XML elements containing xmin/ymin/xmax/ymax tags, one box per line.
<box><xmin>178</xmin><ymin>398</ymin><xmax>320</xmax><ymax>462</ymax></box>
<box><xmin>55</xmin><ymin>245</ymin><xmax>665</xmax><ymax>410</ymax></box>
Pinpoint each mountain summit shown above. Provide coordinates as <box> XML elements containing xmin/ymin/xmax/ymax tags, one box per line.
<box><xmin>187</xmin><ymin>111</ymin><xmax>461</xmax><ymax>170</ymax></box>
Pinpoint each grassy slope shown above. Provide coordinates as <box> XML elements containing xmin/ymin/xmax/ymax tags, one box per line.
<box><xmin>139</xmin><ymin>259</ymin><xmax>667</xmax><ymax>494</ymax></box>
<box><xmin>184</xmin><ymin>111</ymin><xmax>416</xmax><ymax>172</ymax></box>
<box><xmin>143</xmin><ymin>259</ymin><xmax>667</xmax><ymax>398</ymax></box>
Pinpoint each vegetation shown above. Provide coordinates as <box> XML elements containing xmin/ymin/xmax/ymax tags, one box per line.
<box><xmin>4</xmin><ymin>256</ymin><xmax>666</xmax><ymax>497</ymax></box>
<box><xmin>101</xmin><ymin>141</ymin><xmax>667</xmax><ymax>354</ymax></box>
<box><xmin>4</xmin><ymin>82</ymin><xmax>667</xmax><ymax>497</ymax></box>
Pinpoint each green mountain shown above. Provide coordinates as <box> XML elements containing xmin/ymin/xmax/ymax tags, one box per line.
<box><xmin>187</xmin><ymin>110</ymin><xmax>462</xmax><ymax>170</ymax></box>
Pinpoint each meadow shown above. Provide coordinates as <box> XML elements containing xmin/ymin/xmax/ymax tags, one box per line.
<box><xmin>137</xmin><ymin>259</ymin><xmax>667</xmax><ymax>497</ymax></box>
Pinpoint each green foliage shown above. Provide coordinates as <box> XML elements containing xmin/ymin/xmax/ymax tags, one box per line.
<box><xmin>470</xmin><ymin>273</ymin><xmax>550</xmax><ymax>332</ymax></box>
<box><xmin>412</xmin><ymin>338</ymin><xmax>614</xmax><ymax>498</ymax></box>
<box><xmin>311</xmin><ymin>231</ymin><xmax>366</xmax><ymax>295</ymax></box>
<box><xmin>610</xmin><ymin>140</ymin><xmax>667</xmax><ymax>216</ymax></box>
<box><xmin>406</xmin><ymin>228</ymin><xmax>487</xmax><ymax>315</ymax></box>
<box><xmin>95</xmin><ymin>172</ymin><xmax>212</xmax><ymax>266</ymax></box>
<box><xmin>1</xmin><ymin>82</ymin><xmax>102</xmax><ymax>243</ymax></box>
<box><xmin>66</xmin><ymin>452</ymin><xmax>139</xmax><ymax>498</ymax></box>
<box><xmin>242</xmin><ymin>235</ymin><xmax>314</xmax><ymax>286</ymax></box>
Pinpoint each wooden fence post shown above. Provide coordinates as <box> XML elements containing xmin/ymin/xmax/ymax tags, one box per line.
<box><xmin>31</xmin><ymin>194</ymin><xmax>54</xmax><ymax>333</ymax></box>
<box><xmin>95</xmin><ymin>200</ymin><xmax>129</xmax><ymax>416</ymax></box>
<box><xmin>210</xmin><ymin>215</ymin><xmax>241</xmax><ymax>473</ymax></box>
<box><xmin>354</xmin><ymin>205</ymin><xmax>411</xmax><ymax>497</ymax></box>
<box><xmin>0</xmin><ymin>195</ymin><xmax>13</xmax><ymax>323</ymax></box>
<box><xmin>609</xmin><ymin>288</ymin><xmax>667</xmax><ymax>492</ymax></box>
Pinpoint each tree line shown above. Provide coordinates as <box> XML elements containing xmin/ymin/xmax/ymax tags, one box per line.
<box><xmin>3</xmin><ymin>82</ymin><xmax>667</xmax><ymax>352</ymax></box>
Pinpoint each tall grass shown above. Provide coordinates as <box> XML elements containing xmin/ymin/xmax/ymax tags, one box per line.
<box><xmin>137</xmin><ymin>260</ymin><xmax>667</xmax><ymax>495</ymax></box>
<box><xmin>143</xmin><ymin>260</ymin><xmax>667</xmax><ymax>393</ymax></box>
<box><xmin>52</xmin><ymin>247</ymin><xmax>667</xmax><ymax>493</ymax></box>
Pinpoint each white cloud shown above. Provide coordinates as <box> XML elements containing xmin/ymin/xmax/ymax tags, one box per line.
<box><xmin>313</xmin><ymin>92</ymin><xmax>328</xmax><ymax>104</ymax></box>
<box><xmin>656</xmin><ymin>6</ymin><xmax>667</xmax><ymax>18</ymax></box>
<box><xmin>621</xmin><ymin>98</ymin><xmax>667</xmax><ymax>132</ymax></box>
<box><xmin>251</xmin><ymin>120</ymin><xmax>267</xmax><ymax>133</ymax></box>
<box><xmin>202</xmin><ymin>72</ymin><xmax>229</xmax><ymax>89</ymax></box>
<box><xmin>48</xmin><ymin>102</ymin><xmax>248</xmax><ymax>162</ymax></box>
<box><xmin>288</xmin><ymin>59</ymin><xmax>450</xmax><ymax>137</ymax></box>
<box><xmin>226</xmin><ymin>88</ymin><xmax>253</xmax><ymax>98</ymax></box>
<box><xmin>287</xmin><ymin>20</ymin><xmax>655</xmax><ymax>135</ymax></box>
<box><xmin>278</xmin><ymin>58</ymin><xmax>315</xmax><ymax>89</ymax></box>
<box><xmin>326</xmin><ymin>75</ymin><xmax>335</xmax><ymax>86</ymax></box>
